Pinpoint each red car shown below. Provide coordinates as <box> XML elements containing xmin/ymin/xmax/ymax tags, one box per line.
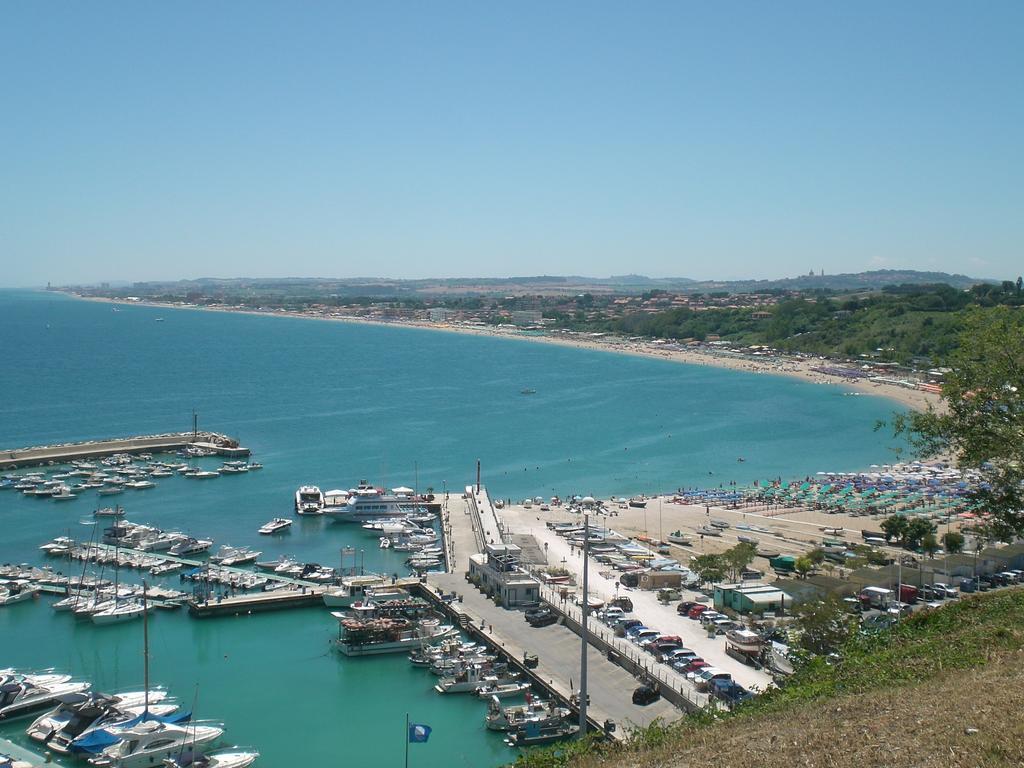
<box><xmin>682</xmin><ymin>660</ymin><xmax>709</xmax><ymax>674</ymax></box>
<box><xmin>688</xmin><ymin>605</ymin><xmax>709</xmax><ymax>619</ymax></box>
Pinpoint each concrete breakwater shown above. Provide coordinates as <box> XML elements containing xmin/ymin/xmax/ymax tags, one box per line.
<box><xmin>0</xmin><ymin>431</ymin><xmax>249</xmax><ymax>469</ymax></box>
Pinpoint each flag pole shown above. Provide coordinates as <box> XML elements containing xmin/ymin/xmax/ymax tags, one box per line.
<box><xmin>405</xmin><ymin>713</ymin><xmax>409</xmax><ymax>768</ymax></box>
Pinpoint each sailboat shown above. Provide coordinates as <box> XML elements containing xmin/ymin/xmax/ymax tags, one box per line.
<box><xmin>92</xmin><ymin>534</ymin><xmax>146</xmax><ymax>625</ymax></box>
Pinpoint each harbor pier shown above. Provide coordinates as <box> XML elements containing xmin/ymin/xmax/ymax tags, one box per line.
<box><xmin>425</xmin><ymin>487</ymin><xmax>686</xmax><ymax>737</ymax></box>
<box><xmin>0</xmin><ymin>431</ymin><xmax>249</xmax><ymax>470</ymax></box>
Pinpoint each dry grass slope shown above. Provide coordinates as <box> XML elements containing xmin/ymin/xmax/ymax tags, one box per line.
<box><xmin>617</xmin><ymin>652</ymin><xmax>1024</xmax><ymax>768</ymax></box>
<box><xmin>516</xmin><ymin>590</ymin><xmax>1024</xmax><ymax>768</ymax></box>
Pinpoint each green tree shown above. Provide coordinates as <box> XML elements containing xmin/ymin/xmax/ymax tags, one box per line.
<box><xmin>723</xmin><ymin>542</ymin><xmax>757</xmax><ymax>580</ymax></box>
<box><xmin>793</xmin><ymin>596</ymin><xmax>856</xmax><ymax>656</ymax></box>
<box><xmin>794</xmin><ymin>556</ymin><xmax>813</xmax><ymax>579</ymax></box>
<box><xmin>807</xmin><ymin>547</ymin><xmax>826</xmax><ymax>566</ymax></box>
<box><xmin>921</xmin><ymin>533</ymin><xmax>939</xmax><ymax>557</ymax></box>
<box><xmin>894</xmin><ymin>307</ymin><xmax>1024</xmax><ymax>538</ymax></box>
<box><xmin>903</xmin><ymin>518</ymin><xmax>936</xmax><ymax>550</ymax></box>
<box><xmin>691</xmin><ymin>554</ymin><xmax>726</xmax><ymax>587</ymax></box>
<box><xmin>881</xmin><ymin>515</ymin><xmax>909</xmax><ymax>544</ymax></box>
<box><xmin>942</xmin><ymin>530</ymin><xmax>965</xmax><ymax>554</ymax></box>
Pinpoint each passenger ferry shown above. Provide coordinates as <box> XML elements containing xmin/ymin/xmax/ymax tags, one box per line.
<box><xmin>322</xmin><ymin>481</ymin><xmax>422</xmax><ymax>523</ymax></box>
<box><xmin>332</xmin><ymin>615</ymin><xmax>456</xmax><ymax>656</ymax></box>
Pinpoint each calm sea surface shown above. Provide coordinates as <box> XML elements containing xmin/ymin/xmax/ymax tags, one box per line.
<box><xmin>0</xmin><ymin>290</ymin><xmax>904</xmax><ymax>766</ymax></box>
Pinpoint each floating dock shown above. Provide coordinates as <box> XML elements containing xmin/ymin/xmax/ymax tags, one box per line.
<box><xmin>188</xmin><ymin>587</ymin><xmax>325</xmax><ymax>617</ymax></box>
<box><xmin>0</xmin><ymin>431</ymin><xmax>249</xmax><ymax>470</ymax></box>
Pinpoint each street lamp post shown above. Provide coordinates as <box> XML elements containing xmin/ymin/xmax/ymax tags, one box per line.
<box><xmin>578</xmin><ymin>510</ymin><xmax>590</xmax><ymax>737</ymax></box>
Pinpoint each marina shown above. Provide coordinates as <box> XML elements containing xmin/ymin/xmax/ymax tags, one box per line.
<box><xmin>0</xmin><ymin>289</ymin><xmax>918</xmax><ymax>767</ymax></box>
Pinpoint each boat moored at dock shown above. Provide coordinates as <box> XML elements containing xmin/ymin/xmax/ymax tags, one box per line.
<box><xmin>332</xmin><ymin>615</ymin><xmax>457</xmax><ymax>656</ymax></box>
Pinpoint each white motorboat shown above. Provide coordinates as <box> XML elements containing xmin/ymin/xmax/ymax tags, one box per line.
<box><xmin>321</xmin><ymin>576</ymin><xmax>392</xmax><ymax>608</ymax></box>
<box><xmin>84</xmin><ymin>720</ymin><xmax>224</xmax><ymax>768</ymax></box>
<box><xmin>186</xmin><ymin>471</ymin><xmax>220</xmax><ymax>480</ymax></box>
<box><xmin>485</xmin><ymin>695</ymin><xmax>570</xmax><ymax>731</ymax></box>
<box><xmin>0</xmin><ymin>678</ymin><xmax>91</xmax><ymax>720</ymax></box>
<box><xmin>51</xmin><ymin>486</ymin><xmax>77</xmax><ymax>501</ymax></box>
<box><xmin>0</xmin><ymin>581</ymin><xmax>40</xmax><ymax>605</ymax></box>
<box><xmin>95</xmin><ymin>506</ymin><xmax>126</xmax><ymax>518</ymax></box>
<box><xmin>435</xmin><ymin>664</ymin><xmax>518</xmax><ymax>694</ymax></box>
<box><xmin>97</xmin><ymin>487</ymin><xmax>125</xmax><ymax>496</ymax></box>
<box><xmin>257</xmin><ymin>518</ymin><xmax>291</xmax><ymax>535</ymax></box>
<box><xmin>294</xmin><ymin>485</ymin><xmax>324</xmax><ymax>515</ymax></box>
<box><xmin>161</xmin><ymin>749</ymin><xmax>260</xmax><ymax>768</ymax></box>
<box><xmin>209</xmin><ymin>546</ymin><xmax>260</xmax><ymax>567</ymax></box>
<box><xmin>26</xmin><ymin>690</ymin><xmax>171</xmax><ymax>745</ymax></box>
<box><xmin>473</xmin><ymin>680</ymin><xmax>532</xmax><ymax>699</ymax></box>
<box><xmin>167</xmin><ymin>538</ymin><xmax>213</xmax><ymax>557</ymax></box>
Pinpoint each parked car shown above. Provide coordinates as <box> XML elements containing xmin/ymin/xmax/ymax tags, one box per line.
<box><xmin>681</xmin><ymin>659</ymin><xmax>709</xmax><ymax>675</ymax></box>
<box><xmin>932</xmin><ymin>583</ymin><xmax>958</xmax><ymax>599</ymax></box>
<box><xmin>599</xmin><ymin>607</ymin><xmax>625</xmax><ymax>624</ymax></box>
<box><xmin>631</xmin><ymin>628</ymin><xmax>661</xmax><ymax>646</ymax></box>
<box><xmin>676</xmin><ymin>600</ymin><xmax>700</xmax><ymax>615</ymax></box>
<box><xmin>609</xmin><ymin>596</ymin><xmax>634</xmax><ymax>612</ymax></box>
<box><xmin>691</xmin><ymin>668</ymin><xmax>732</xmax><ymax>692</ymax></box>
<box><xmin>527</xmin><ymin>609</ymin><xmax>558</xmax><ymax>627</ymax></box>
<box><xmin>712</xmin><ymin>678</ymin><xmax>753</xmax><ymax>707</ymax></box>
<box><xmin>524</xmin><ymin>606</ymin><xmax>551</xmax><ymax>621</ymax></box>
<box><xmin>663</xmin><ymin>648</ymin><xmax>697</xmax><ymax>663</ymax></box>
<box><xmin>632</xmin><ymin>682</ymin><xmax>660</xmax><ymax>705</ymax></box>
<box><xmin>688</xmin><ymin>605</ymin><xmax>710</xmax><ymax>619</ymax></box>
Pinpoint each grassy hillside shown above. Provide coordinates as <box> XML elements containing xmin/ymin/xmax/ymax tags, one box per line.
<box><xmin>513</xmin><ymin>589</ymin><xmax>1024</xmax><ymax>768</ymax></box>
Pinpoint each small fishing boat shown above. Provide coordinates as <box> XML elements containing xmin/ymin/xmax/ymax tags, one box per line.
<box><xmin>504</xmin><ymin>720</ymin><xmax>579</xmax><ymax>747</ymax></box>
<box><xmin>94</xmin><ymin>506</ymin><xmax>126</xmax><ymax>518</ymax></box>
<box><xmin>666</xmin><ymin>531</ymin><xmax>692</xmax><ymax>545</ymax></box>
<box><xmin>737</xmin><ymin>535</ymin><xmax>759</xmax><ymax>545</ymax></box>
<box><xmin>257</xmin><ymin>518</ymin><xmax>291</xmax><ymax>535</ymax></box>
<box><xmin>160</xmin><ymin>749</ymin><xmax>260</xmax><ymax>768</ymax></box>
<box><xmin>696</xmin><ymin>526</ymin><xmax>721</xmax><ymax>537</ymax></box>
<box><xmin>473</xmin><ymin>681</ymin><xmax>532</xmax><ymax>699</ymax></box>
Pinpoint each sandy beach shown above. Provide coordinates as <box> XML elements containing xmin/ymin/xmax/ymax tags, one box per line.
<box><xmin>70</xmin><ymin>293</ymin><xmax>941</xmax><ymax>413</ymax></box>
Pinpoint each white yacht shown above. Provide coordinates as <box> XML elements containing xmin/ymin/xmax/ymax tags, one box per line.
<box><xmin>294</xmin><ymin>486</ymin><xmax>324</xmax><ymax>515</ymax></box>
<box><xmin>323</xmin><ymin>481</ymin><xmax>420</xmax><ymax>522</ymax></box>
<box><xmin>0</xmin><ymin>677</ymin><xmax>91</xmax><ymax>720</ymax></box>
<box><xmin>26</xmin><ymin>690</ymin><xmax>170</xmax><ymax>745</ymax></box>
<box><xmin>209</xmin><ymin>546</ymin><xmax>260</xmax><ymax>566</ymax></box>
<box><xmin>0</xmin><ymin>581</ymin><xmax>40</xmax><ymax>605</ymax></box>
<box><xmin>321</xmin><ymin>575</ymin><xmax>392</xmax><ymax>608</ymax></box>
<box><xmin>84</xmin><ymin>720</ymin><xmax>224</xmax><ymax>768</ymax></box>
<box><xmin>167</xmin><ymin>537</ymin><xmax>213</xmax><ymax>557</ymax></box>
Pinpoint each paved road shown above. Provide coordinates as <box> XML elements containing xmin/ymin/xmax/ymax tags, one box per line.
<box><xmin>429</xmin><ymin>571</ymin><xmax>681</xmax><ymax>732</ymax></box>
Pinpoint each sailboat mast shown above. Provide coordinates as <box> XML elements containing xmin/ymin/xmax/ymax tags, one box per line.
<box><xmin>143</xmin><ymin>580</ymin><xmax>150</xmax><ymax>713</ymax></box>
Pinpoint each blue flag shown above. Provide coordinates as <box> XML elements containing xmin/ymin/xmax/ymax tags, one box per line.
<box><xmin>408</xmin><ymin>723</ymin><xmax>432</xmax><ymax>743</ymax></box>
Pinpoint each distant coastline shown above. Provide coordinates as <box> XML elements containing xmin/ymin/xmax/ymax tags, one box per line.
<box><xmin>66</xmin><ymin>291</ymin><xmax>941</xmax><ymax>413</ymax></box>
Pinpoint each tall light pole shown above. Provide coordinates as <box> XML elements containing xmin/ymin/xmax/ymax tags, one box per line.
<box><xmin>578</xmin><ymin>510</ymin><xmax>590</xmax><ymax>737</ymax></box>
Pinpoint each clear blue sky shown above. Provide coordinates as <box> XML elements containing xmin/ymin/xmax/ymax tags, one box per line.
<box><xmin>2</xmin><ymin>2</ymin><xmax>1021</xmax><ymax>286</ymax></box>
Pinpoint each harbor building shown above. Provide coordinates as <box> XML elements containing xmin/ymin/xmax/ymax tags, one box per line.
<box><xmin>468</xmin><ymin>542</ymin><xmax>541</xmax><ymax>607</ymax></box>
<box><xmin>714</xmin><ymin>582</ymin><xmax>792</xmax><ymax>615</ymax></box>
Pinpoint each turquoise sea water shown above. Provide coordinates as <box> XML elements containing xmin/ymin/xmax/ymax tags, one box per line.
<box><xmin>0</xmin><ymin>290</ymin><xmax>905</xmax><ymax>766</ymax></box>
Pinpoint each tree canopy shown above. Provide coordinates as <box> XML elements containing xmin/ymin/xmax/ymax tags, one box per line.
<box><xmin>895</xmin><ymin>307</ymin><xmax>1024</xmax><ymax>539</ymax></box>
